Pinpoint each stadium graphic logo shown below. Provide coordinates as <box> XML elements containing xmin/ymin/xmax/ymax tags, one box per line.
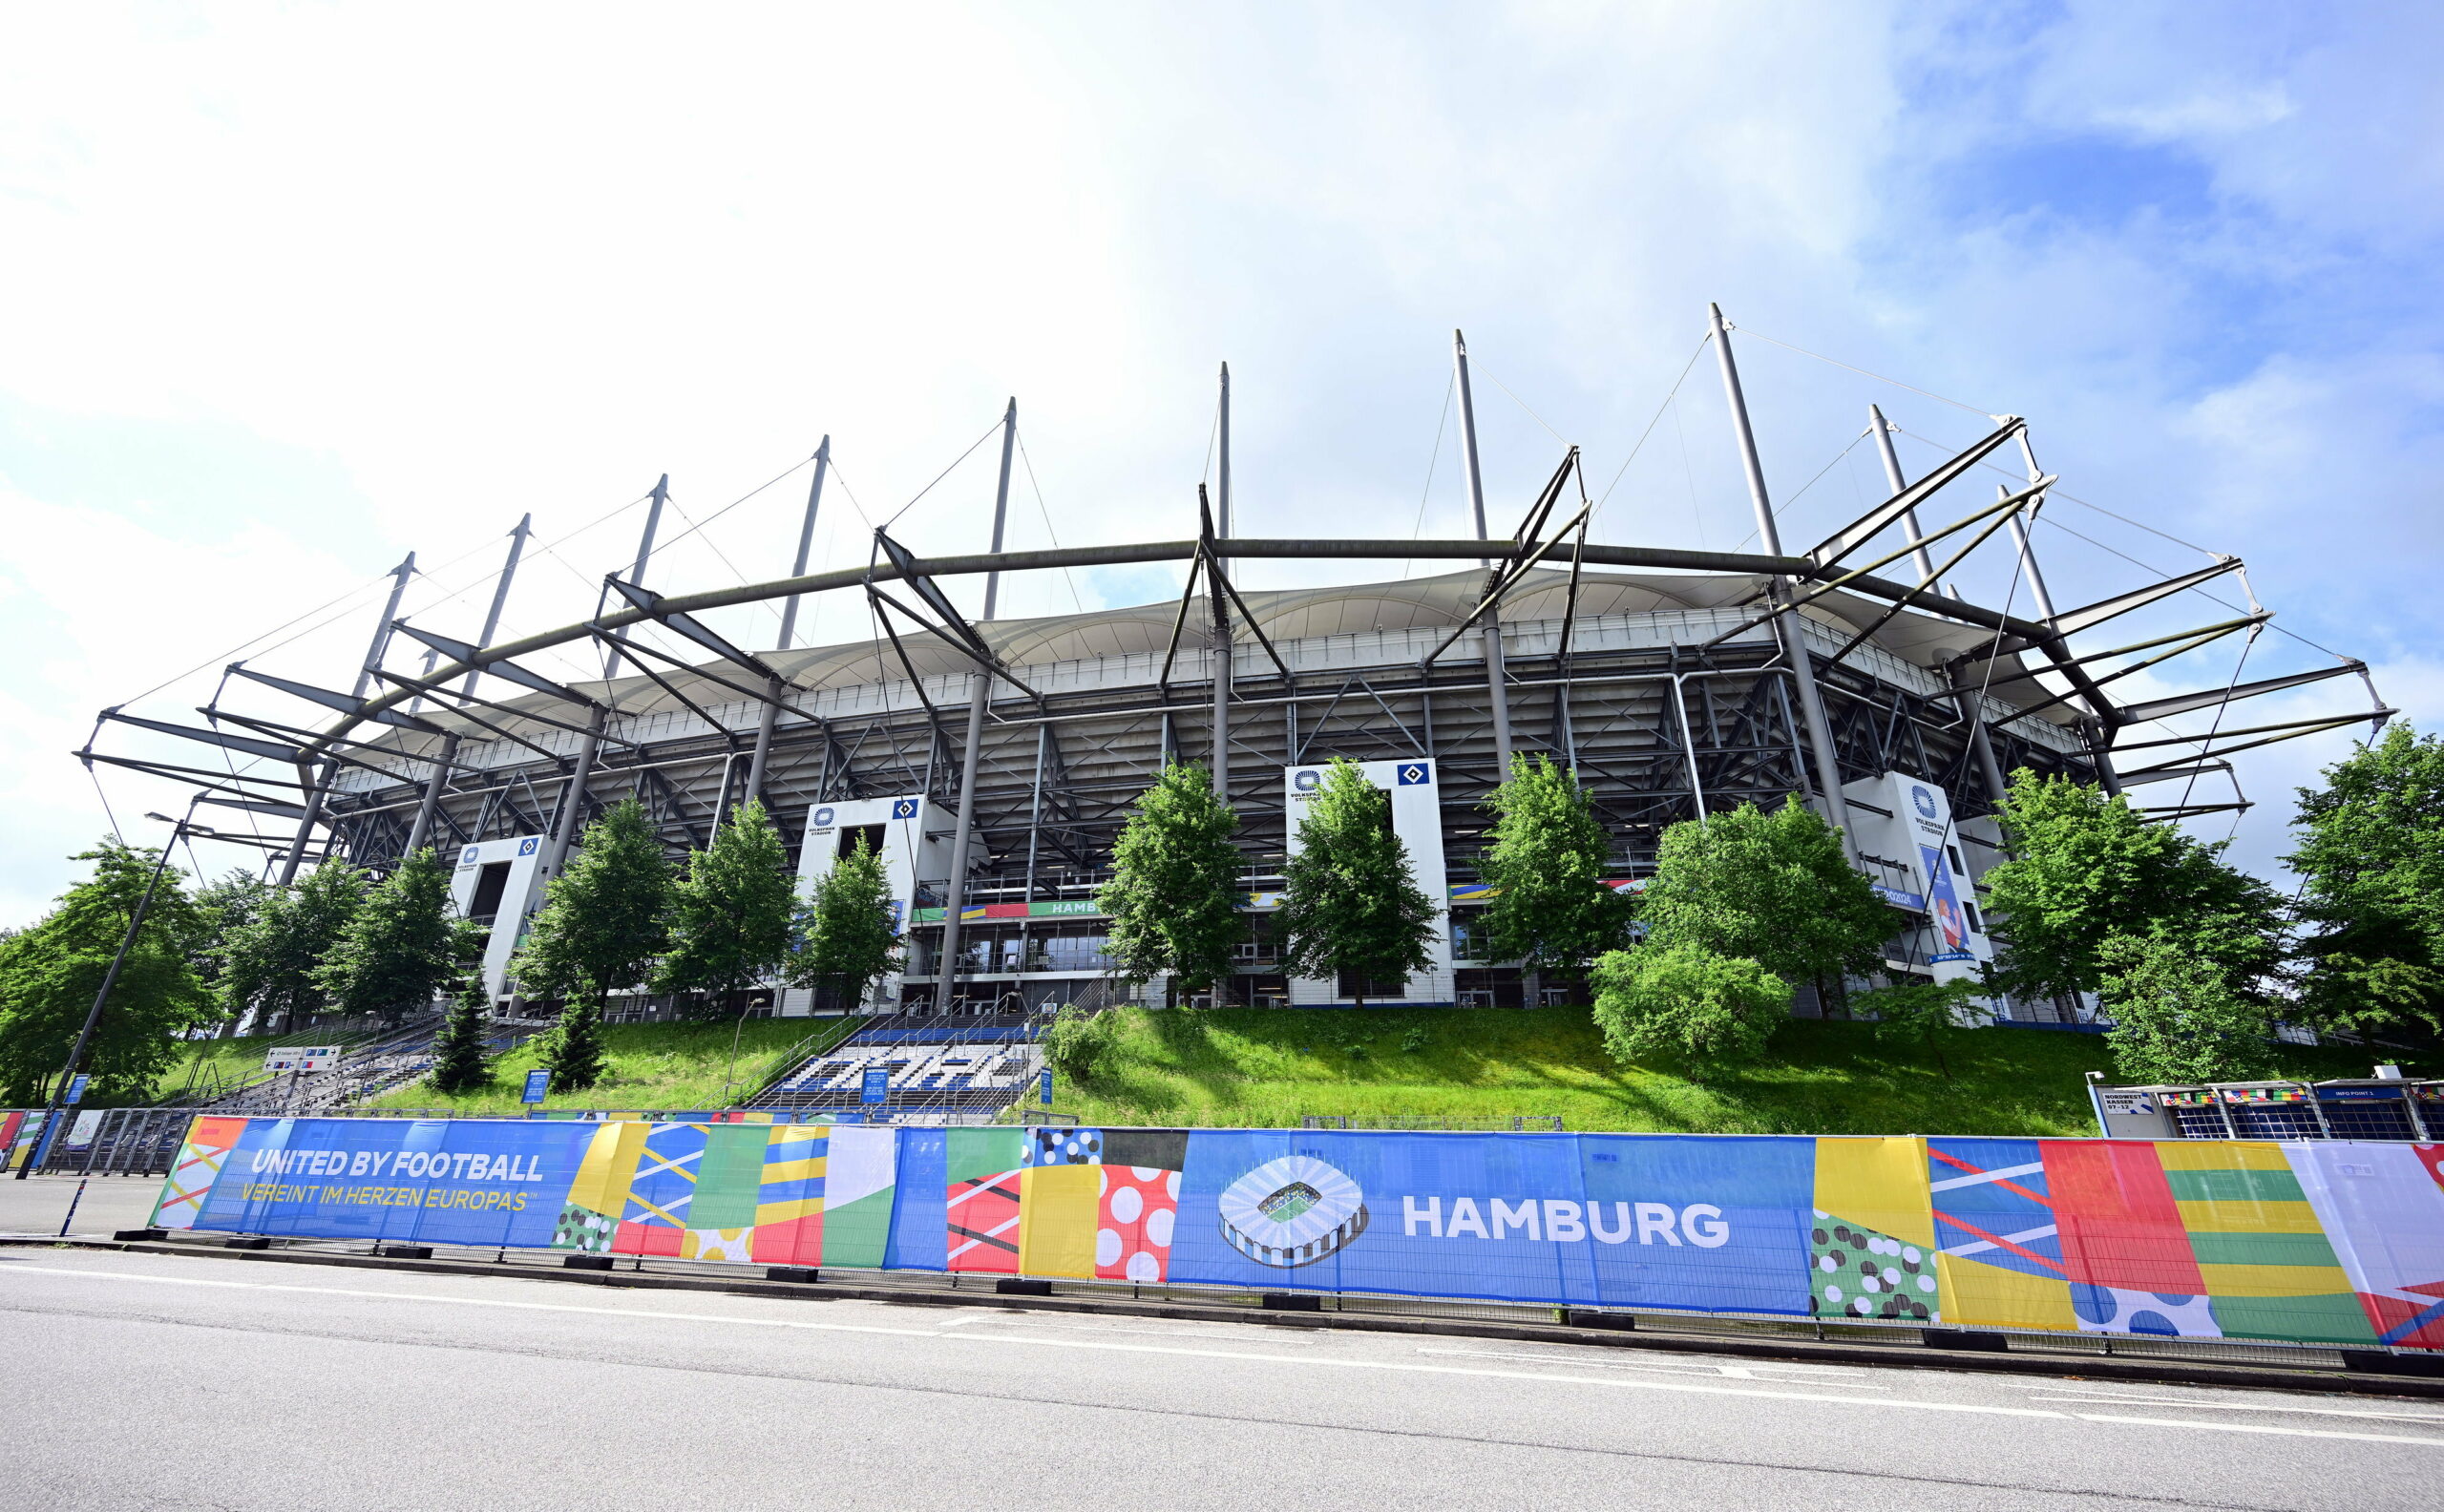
<box><xmin>812</xmin><ymin>807</ymin><xmax>836</xmax><ymax>828</ymax></box>
<box><xmin>518</xmin><ymin>836</ymin><xmax>539</xmax><ymax>856</ymax></box>
<box><xmin>1218</xmin><ymin>1155</ymin><xmax>1369</xmax><ymax>1268</ymax></box>
<box><xmin>1293</xmin><ymin>768</ymin><xmax>1320</xmax><ymax>791</ymax></box>
<box><xmin>1911</xmin><ymin>785</ymin><xmax>1939</xmax><ymax>819</ymax></box>
<box><xmin>1398</xmin><ymin>762</ymin><xmax>1431</xmax><ymax>785</ymax></box>
<box><xmin>460</xmin><ymin>846</ymin><xmax>480</xmax><ymax>864</ymax></box>
<box><xmin>892</xmin><ymin>798</ymin><xmax>919</xmax><ymax>819</ymax></box>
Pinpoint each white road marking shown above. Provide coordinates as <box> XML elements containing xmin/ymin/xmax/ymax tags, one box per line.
<box><xmin>1419</xmin><ymin>1346</ymin><xmax>1890</xmax><ymax>1386</ymax></box>
<box><xmin>10</xmin><ymin>1263</ymin><xmax>2442</xmax><ymax>1449</ymax></box>
<box><xmin>2075</xmin><ymin>1412</ymin><xmax>2444</xmax><ymax>1447</ymax></box>
<box><xmin>2031</xmin><ymin>1393</ymin><xmax>2444</xmax><ymax>1425</ymax></box>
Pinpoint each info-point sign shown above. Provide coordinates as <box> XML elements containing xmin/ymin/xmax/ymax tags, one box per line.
<box><xmin>522</xmin><ymin>1070</ymin><xmax>551</xmax><ymax>1105</ymax></box>
<box><xmin>63</xmin><ymin>1074</ymin><xmax>90</xmax><ymax>1105</ymax></box>
<box><xmin>861</xmin><ymin>1068</ymin><xmax>889</xmax><ymax>1105</ymax></box>
<box><xmin>1040</xmin><ymin>1068</ymin><xmax>1054</xmax><ymax>1105</ymax></box>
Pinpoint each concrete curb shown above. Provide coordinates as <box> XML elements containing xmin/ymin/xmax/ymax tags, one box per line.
<box><xmin>10</xmin><ymin>1236</ymin><xmax>2439</xmax><ymax>1400</ymax></box>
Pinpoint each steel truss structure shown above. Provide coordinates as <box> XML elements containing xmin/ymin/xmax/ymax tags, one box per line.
<box><xmin>83</xmin><ymin>319</ymin><xmax>2393</xmax><ymax>1015</ymax></box>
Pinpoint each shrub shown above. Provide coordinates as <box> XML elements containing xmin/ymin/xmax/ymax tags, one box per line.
<box><xmin>1043</xmin><ymin>1004</ymin><xmax>1121</xmax><ymax>1084</ymax></box>
<box><xmin>1589</xmin><ymin>943</ymin><xmax>1790</xmax><ymax>1076</ymax></box>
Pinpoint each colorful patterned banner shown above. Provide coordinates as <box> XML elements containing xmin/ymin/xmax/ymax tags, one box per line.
<box><xmin>154</xmin><ymin>1118</ymin><xmax>2444</xmax><ymax>1350</ymax></box>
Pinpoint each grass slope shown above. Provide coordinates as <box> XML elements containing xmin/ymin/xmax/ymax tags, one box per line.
<box><xmin>145</xmin><ymin>1035</ymin><xmax>287</xmax><ymax>1105</ymax></box>
<box><xmin>360</xmin><ymin>1018</ymin><xmax>855</xmax><ymax>1116</ymax></box>
<box><xmin>1047</xmin><ymin>1006</ymin><xmax>2417</xmax><ymax>1137</ymax></box>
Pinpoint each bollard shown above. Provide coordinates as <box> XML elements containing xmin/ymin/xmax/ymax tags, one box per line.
<box><xmin>56</xmin><ymin>1178</ymin><xmax>88</xmax><ymax>1237</ymax></box>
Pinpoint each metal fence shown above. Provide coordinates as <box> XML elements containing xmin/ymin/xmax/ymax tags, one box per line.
<box><xmin>2093</xmin><ymin>1076</ymin><xmax>2442</xmax><ymax>1141</ymax></box>
<box><xmin>1</xmin><ymin>1108</ymin><xmax>193</xmax><ymax>1177</ymax></box>
<box><xmin>1302</xmin><ymin>1113</ymin><xmax>1567</xmax><ymax>1131</ymax></box>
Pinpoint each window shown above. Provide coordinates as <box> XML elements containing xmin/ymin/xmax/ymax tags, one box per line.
<box><xmin>837</xmin><ymin>823</ymin><xmax>886</xmax><ymax>860</ymax></box>
<box><xmin>1963</xmin><ymin>900</ymin><xmax>1984</xmax><ymax>934</ymax></box>
<box><xmin>1947</xmin><ymin>845</ymin><xmax>1967</xmax><ymax>881</ymax></box>
<box><xmin>468</xmin><ymin>861</ymin><xmax>512</xmax><ymax>923</ymax></box>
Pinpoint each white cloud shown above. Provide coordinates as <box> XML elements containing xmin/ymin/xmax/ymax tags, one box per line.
<box><xmin>0</xmin><ymin>1</ymin><xmax>2435</xmax><ymax>913</ymax></box>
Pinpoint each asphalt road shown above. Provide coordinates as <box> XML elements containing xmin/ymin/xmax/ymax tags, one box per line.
<box><xmin>2</xmin><ymin>1250</ymin><xmax>2437</xmax><ymax>1511</ymax></box>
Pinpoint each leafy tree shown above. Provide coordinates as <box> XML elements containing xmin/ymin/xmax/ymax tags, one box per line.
<box><xmin>218</xmin><ymin>860</ymin><xmax>369</xmax><ymax>1034</ymax></box>
<box><xmin>1853</xmin><ymin>977</ymin><xmax>1987</xmax><ymax>1078</ymax></box>
<box><xmin>2098</xmin><ymin>932</ymin><xmax>2276</xmax><ymax>1084</ymax></box>
<box><xmin>653</xmin><ymin>800</ymin><xmax>795</xmax><ymax>1020</ymax></box>
<box><xmin>1983</xmin><ymin>770</ymin><xmax>2286</xmax><ymax>1003</ymax></box>
<box><xmin>510</xmin><ymin>797</ymin><xmax>674</xmax><ymax>1015</ymax></box>
<box><xmin>1277</xmin><ymin>760</ymin><xmax>1439</xmax><ymax>1007</ymax></box>
<box><xmin>1477</xmin><ymin>755</ymin><xmax>1633</xmax><ymax>974</ymax></box>
<box><xmin>1098</xmin><ymin>762</ymin><xmax>1246</xmax><ymax>999</ymax></box>
<box><xmin>187</xmin><ymin>870</ymin><xmax>273</xmax><ymax>1036</ymax></box>
<box><xmin>2288</xmin><ymin>724</ymin><xmax>2444</xmax><ymax>1042</ymax></box>
<box><xmin>316</xmin><ymin>849</ymin><xmax>481</xmax><ymax>1027</ymax></box>
<box><xmin>1589</xmin><ymin>941</ymin><xmax>1790</xmax><ymax>1075</ymax></box>
<box><xmin>1637</xmin><ymin>796</ymin><xmax>1889</xmax><ymax>1011</ymax></box>
<box><xmin>788</xmin><ymin>834</ymin><xmax>904</xmax><ymax>1011</ymax></box>
<box><xmin>0</xmin><ymin>840</ymin><xmax>213</xmax><ymax>1104</ymax></box>
<box><xmin>427</xmin><ymin>977</ymin><xmax>496</xmax><ymax>1095</ymax></box>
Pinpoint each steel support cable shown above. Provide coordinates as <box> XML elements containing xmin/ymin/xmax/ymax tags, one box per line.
<box><xmin>651</xmin><ymin>453</ymin><xmax>817</xmax><ymax>556</ymax></box>
<box><xmin>1398</xmin><ymin>374</ymin><xmax>1457</xmax><ymax>581</ymax></box>
<box><xmin>1014</xmin><ymin>432</ymin><xmax>1085</xmax><ymax>616</ymax></box>
<box><xmin>1596</xmin><ymin>333</ymin><xmax>1716</xmax><ymax>511</ymax></box>
<box><xmin>2173</xmin><ymin>627</ymin><xmax>2260</xmax><ymax>818</ymax></box>
<box><xmin>1721</xmin><ymin>430</ymin><xmax>1872</xmax><ymax>556</ymax></box>
<box><xmin>96</xmin><ymin>494</ymin><xmax>642</xmax><ymax>846</ymax></box>
<box><xmin>1480</xmin><ymin>362</ymin><xmax>1570</xmax><ymax>447</ymax></box>
<box><xmin>1886</xmin><ymin>427</ymin><xmax>2359</xmax><ymax>669</ymax></box>
<box><xmin>1722</xmin><ymin>322</ymin><xmax>1997</xmax><ymax>418</ymax></box>
<box><xmin>878</xmin><ymin>415</ymin><xmax>1009</xmax><ymax>533</ymax></box>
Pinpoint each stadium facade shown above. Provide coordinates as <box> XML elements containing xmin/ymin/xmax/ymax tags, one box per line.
<box><xmin>94</xmin><ymin>319</ymin><xmax>2390</xmax><ymax>1024</ymax></box>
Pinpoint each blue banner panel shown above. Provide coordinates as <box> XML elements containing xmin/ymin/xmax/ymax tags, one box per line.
<box><xmin>1169</xmin><ymin>1131</ymin><xmax>1814</xmax><ymax>1313</ymax></box>
<box><xmin>190</xmin><ymin>1118</ymin><xmax>600</xmax><ymax>1249</ymax></box>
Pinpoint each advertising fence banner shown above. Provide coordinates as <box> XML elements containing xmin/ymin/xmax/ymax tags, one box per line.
<box><xmin>153</xmin><ymin>1119</ymin><xmax>2444</xmax><ymax>1351</ymax></box>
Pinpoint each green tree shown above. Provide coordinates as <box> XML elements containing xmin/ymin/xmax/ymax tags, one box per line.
<box><xmin>1637</xmin><ymin>796</ymin><xmax>1890</xmax><ymax>1012</ymax></box>
<box><xmin>426</xmin><ymin>977</ymin><xmax>496</xmax><ymax>1095</ymax></box>
<box><xmin>1277</xmin><ymin>760</ymin><xmax>1439</xmax><ymax>1007</ymax></box>
<box><xmin>187</xmin><ymin>870</ymin><xmax>273</xmax><ymax>1036</ymax></box>
<box><xmin>653</xmin><ymin>800</ymin><xmax>795</xmax><ymax>1020</ymax></box>
<box><xmin>316</xmin><ymin>849</ymin><xmax>481</xmax><ymax>1027</ymax></box>
<box><xmin>2288</xmin><ymin>724</ymin><xmax>2444</xmax><ymax>1042</ymax></box>
<box><xmin>1589</xmin><ymin>941</ymin><xmax>1791</xmax><ymax>1075</ymax></box>
<box><xmin>1098</xmin><ymin>761</ymin><xmax>1246</xmax><ymax>1000</ymax></box>
<box><xmin>1853</xmin><ymin>977</ymin><xmax>1987</xmax><ymax>1078</ymax></box>
<box><xmin>0</xmin><ymin>840</ymin><xmax>213</xmax><ymax>1104</ymax></box>
<box><xmin>1983</xmin><ymin>770</ymin><xmax>2286</xmax><ymax>1003</ymax></box>
<box><xmin>1477</xmin><ymin>754</ymin><xmax>1633</xmax><ymax>975</ymax></box>
<box><xmin>2097</xmin><ymin>931</ymin><xmax>2276</xmax><ymax>1084</ymax></box>
<box><xmin>218</xmin><ymin>860</ymin><xmax>369</xmax><ymax>1034</ymax></box>
<box><xmin>510</xmin><ymin>797</ymin><xmax>674</xmax><ymax>1016</ymax></box>
<box><xmin>787</xmin><ymin>834</ymin><xmax>903</xmax><ymax>1011</ymax></box>
<box><xmin>536</xmin><ymin>996</ymin><xmax>609</xmax><ymax>1093</ymax></box>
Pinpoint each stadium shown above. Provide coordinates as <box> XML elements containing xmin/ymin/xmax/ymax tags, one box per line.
<box><xmin>84</xmin><ymin>316</ymin><xmax>2390</xmax><ymax>1029</ymax></box>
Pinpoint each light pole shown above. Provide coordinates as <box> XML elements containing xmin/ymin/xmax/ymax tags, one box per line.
<box><xmin>17</xmin><ymin>797</ymin><xmax>201</xmax><ymax>1179</ymax></box>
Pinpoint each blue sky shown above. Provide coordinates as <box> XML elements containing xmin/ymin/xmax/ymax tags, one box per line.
<box><xmin>1</xmin><ymin>2</ymin><xmax>2437</xmax><ymax>920</ymax></box>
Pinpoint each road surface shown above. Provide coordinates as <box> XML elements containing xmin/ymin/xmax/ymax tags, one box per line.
<box><xmin>0</xmin><ymin>1174</ymin><xmax>161</xmax><ymax>1239</ymax></box>
<box><xmin>1</xmin><ymin>1248</ymin><xmax>2436</xmax><ymax>1510</ymax></box>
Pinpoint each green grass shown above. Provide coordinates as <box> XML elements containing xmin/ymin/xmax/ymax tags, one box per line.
<box><xmin>144</xmin><ymin>1035</ymin><xmax>291</xmax><ymax>1105</ymax></box>
<box><xmin>1046</xmin><ymin>1006</ymin><xmax>2423</xmax><ymax>1136</ymax></box>
<box><xmin>361</xmin><ymin>1017</ymin><xmax>858</xmax><ymax>1117</ymax></box>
